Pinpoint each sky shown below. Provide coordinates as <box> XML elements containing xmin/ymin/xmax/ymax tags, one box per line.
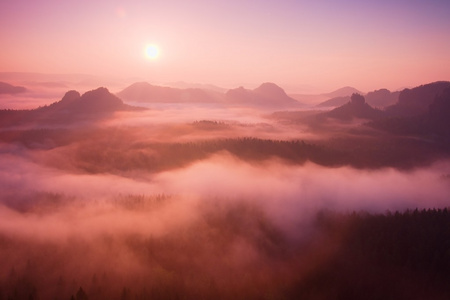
<box><xmin>1</xmin><ymin>0</ymin><xmax>450</xmax><ymax>93</ymax></box>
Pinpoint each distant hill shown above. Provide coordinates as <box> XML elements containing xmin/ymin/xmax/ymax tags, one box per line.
<box><xmin>163</xmin><ymin>81</ymin><xmax>227</xmax><ymax>93</ymax></box>
<box><xmin>369</xmin><ymin>85</ymin><xmax>450</xmax><ymax>140</ymax></box>
<box><xmin>298</xmin><ymin>86</ymin><xmax>362</xmax><ymax>108</ymax></box>
<box><xmin>365</xmin><ymin>89</ymin><xmax>399</xmax><ymax>108</ymax></box>
<box><xmin>226</xmin><ymin>82</ymin><xmax>302</xmax><ymax>108</ymax></box>
<box><xmin>0</xmin><ymin>82</ymin><xmax>27</xmax><ymax>94</ymax></box>
<box><xmin>326</xmin><ymin>94</ymin><xmax>384</xmax><ymax>121</ymax></box>
<box><xmin>117</xmin><ymin>82</ymin><xmax>223</xmax><ymax>103</ymax></box>
<box><xmin>42</xmin><ymin>87</ymin><xmax>141</xmax><ymax>114</ymax></box>
<box><xmin>316</xmin><ymin>88</ymin><xmax>399</xmax><ymax>108</ymax></box>
<box><xmin>290</xmin><ymin>86</ymin><xmax>361</xmax><ymax>107</ymax></box>
<box><xmin>426</xmin><ymin>87</ymin><xmax>450</xmax><ymax>138</ymax></box>
<box><xmin>323</xmin><ymin>86</ymin><xmax>362</xmax><ymax>98</ymax></box>
<box><xmin>0</xmin><ymin>87</ymin><xmax>143</xmax><ymax>126</ymax></box>
<box><xmin>385</xmin><ymin>81</ymin><xmax>450</xmax><ymax>117</ymax></box>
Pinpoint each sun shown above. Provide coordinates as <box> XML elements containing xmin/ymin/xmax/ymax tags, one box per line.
<box><xmin>145</xmin><ymin>45</ymin><xmax>159</xmax><ymax>60</ymax></box>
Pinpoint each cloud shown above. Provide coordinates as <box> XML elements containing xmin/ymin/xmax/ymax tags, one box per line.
<box><xmin>1</xmin><ymin>100</ymin><xmax>450</xmax><ymax>298</ymax></box>
<box><xmin>1</xmin><ymin>141</ymin><xmax>450</xmax><ymax>298</ymax></box>
<box><xmin>1</xmin><ymin>150</ymin><xmax>449</xmax><ymax>238</ymax></box>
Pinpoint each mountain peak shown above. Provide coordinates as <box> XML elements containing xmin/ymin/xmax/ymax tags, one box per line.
<box><xmin>226</xmin><ymin>82</ymin><xmax>300</xmax><ymax>108</ymax></box>
<box><xmin>256</xmin><ymin>82</ymin><xmax>282</xmax><ymax>90</ymax></box>
<box><xmin>326</xmin><ymin>94</ymin><xmax>383</xmax><ymax>120</ymax></box>
<box><xmin>117</xmin><ymin>82</ymin><xmax>222</xmax><ymax>103</ymax></box>
<box><xmin>61</xmin><ymin>90</ymin><xmax>81</xmax><ymax>103</ymax></box>
<box><xmin>350</xmin><ymin>93</ymin><xmax>365</xmax><ymax>106</ymax></box>
<box><xmin>76</xmin><ymin>87</ymin><xmax>125</xmax><ymax>112</ymax></box>
<box><xmin>324</xmin><ymin>86</ymin><xmax>362</xmax><ymax>98</ymax></box>
<box><xmin>43</xmin><ymin>87</ymin><xmax>140</xmax><ymax>117</ymax></box>
<box><xmin>386</xmin><ymin>81</ymin><xmax>450</xmax><ymax>117</ymax></box>
<box><xmin>254</xmin><ymin>82</ymin><xmax>287</xmax><ymax>97</ymax></box>
<box><xmin>81</xmin><ymin>87</ymin><xmax>112</xmax><ymax>98</ymax></box>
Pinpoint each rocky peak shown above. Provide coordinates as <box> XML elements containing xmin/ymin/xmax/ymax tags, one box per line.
<box><xmin>254</xmin><ymin>82</ymin><xmax>288</xmax><ymax>98</ymax></box>
<box><xmin>60</xmin><ymin>90</ymin><xmax>81</xmax><ymax>103</ymax></box>
<box><xmin>350</xmin><ymin>93</ymin><xmax>365</xmax><ymax>106</ymax></box>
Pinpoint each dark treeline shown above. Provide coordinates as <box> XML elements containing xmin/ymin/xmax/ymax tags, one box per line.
<box><xmin>69</xmin><ymin>136</ymin><xmax>449</xmax><ymax>173</ymax></box>
<box><xmin>1</xmin><ymin>127</ymin><xmax>448</xmax><ymax>172</ymax></box>
<box><xmin>297</xmin><ymin>208</ymin><xmax>450</xmax><ymax>300</ymax></box>
<box><xmin>1</xmin><ymin>207</ymin><xmax>449</xmax><ymax>299</ymax></box>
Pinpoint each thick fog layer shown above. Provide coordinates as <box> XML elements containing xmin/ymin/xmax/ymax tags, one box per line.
<box><xmin>1</xmin><ymin>88</ymin><xmax>450</xmax><ymax>299</ymax></box>
<box><xmin>1</xmin><ymin>150</ymin><xmax>449</xmax><ymax>235</ymax></box>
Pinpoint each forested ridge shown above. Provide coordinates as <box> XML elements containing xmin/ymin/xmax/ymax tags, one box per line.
<box><xmin>1</xmin><ymin>206</ymin><xmax>449</xmax><ymax>300</ymax></box>
<box><xmin>1</xmin><ymin>82</ymin><xmax>450</xmax><ymax>300</ymax></box>
<box><xmin>1</xmin><ymin>127</ymin><xmax>448</xmax><ymax>173</ymax></box>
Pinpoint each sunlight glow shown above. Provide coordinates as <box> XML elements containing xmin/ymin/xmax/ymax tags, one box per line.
<box><xmin>145</xmin><ymin>45</ymin><xmax>159</xmax><ymax>60</ymax></box>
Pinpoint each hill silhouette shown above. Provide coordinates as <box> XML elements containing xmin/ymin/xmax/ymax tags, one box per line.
<box><xmin>226</xmin><ymin>82</ymin><xmax>302</xmax><ymax>108</ymax></box>
<box><xmin>42</xmin><ymin>87</ymin><xmax>138</xmax><ymax>113</ymax></box>
<box><xmin>385</xmin><ymin>81</ymin><xmax>450</xmax><ymax>117</ymax></box>
<box><xmin>426</xmin><ymin>87</ymin><xmax>450</xmax><ymax>138</ymax></box>
<box><xmin>163</xmin><ymin>81</ymin><xmax>227</xmax><ymax>93</ymax></box>
<box><xmin>0</xmin><ymin>82</ymin><xmax>27</xmax><ymax>94</ymax></box>
<box><xmin>289</xmin><ymin>86</ymin><xmax>361</xmax><ymax>107</ymax></box>
<box><xmin>323</xmin><ymin>86</ymin><xmax>362</xmax><ymax>98</ymax></box>
<box><xmin>317</xmin><ymin>89</ymin><xmax>399</xmax><ymax>108</ymax></box>
<box><xmin>117</xmin><ymin>82</ymin><xmax>223</xmax><ymax>103</ymax></box>
<box><xmin>0</xmin><ymin>87</ymin><xmax>143</xmax><ymax>126</ymax></box>
<box><xmin>326</xmin><ymin>93</ymin><xmax>384</xmax><ymax>120</ymax></box>
<box><xmin>365</xmin><ymin>89</ymin><xmax>399</xmax><ymax>108</ymax></box>
<box><xmin>369</xmin><ymin>86</ymin><xmax>450</xmax><ymax>140</ymax></box>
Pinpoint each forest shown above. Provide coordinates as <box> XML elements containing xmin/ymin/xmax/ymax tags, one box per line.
<box><xmin>1</xmin><ymin>204</ymin><xmax>449</xmax><ymax>300</ymax></box>
<box><xmin>0</xmin><ymin>81</ymin><xmax>450</xmax><ymax>299</ymax></box>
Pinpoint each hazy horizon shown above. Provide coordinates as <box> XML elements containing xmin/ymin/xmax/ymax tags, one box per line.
<box><xmin>1</xmin><ymin>0</ymin><xmax>450</xmax><ymax>92</ymax></box>
<box><xmin>1</xmin><ymin>1</ymin><xmax>450</xmax><ymax>299</ymax></box>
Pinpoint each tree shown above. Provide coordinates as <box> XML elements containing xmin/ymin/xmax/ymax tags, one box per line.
<box><xmin>350</xmin><ymin>93</ymin><xmax>365</xmax><ymax>105</ymax></box>
<box><xmin>76</xmin><ymin>287</ymin><xmax>88</xmax><ymax>300</ymax></box>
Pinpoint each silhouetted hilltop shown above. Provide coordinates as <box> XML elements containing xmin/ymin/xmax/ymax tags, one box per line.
<box><xmin>0</xmin><ymin>82</ymin><xmax>27</xmax><ymax>94</ymax></box>
<box><xmin>426</xmin><ymin>87</ymin><xmax>450</xmax><ymax>138</ymax></box>
<box><xmin>42</xmin><ymin>87</ymin><xmax>139</xmax><ymax>114</ymax></box>
<box><xmin>62</xmin><ymin>90</ymin><xmax>81</xmax><ymax>103</ymax></box>
<box><xmin>326</xmin><ymin>93</ymin><xmax>383</xmax><ymax>120</ymax></box>
<box><xmin>226</xmin><ymin>82</ymin><xmax>301</xmax><ymax>108</ymax></box>
<box><xmin>289</xmin><ymin>86</ymin><xmax>361</xmax><ymax>107</ymax></box>
<box><xmin>0</xmin><ymin>87</ymin><xmax>143</xmax><ymax>127</ymax></box>
<box><xmin>117</xmin><ymin>82</ymin><xmax>223</xmax><ymax>103</ymax></box>
<box><xmin>365</xmin><ymin>89</ymin><xmax>399</xmax><ymax>108</ymax></box>
<box><xmin>316</xmin><ymin>89</ymin><xmax>399</xmax><ymax>108</ymax></box>
<box><xmin>323</xmin><ymin>86</ymin><xmax>362</xmax><ymax>98</ymax></box>
<box><xmin>385</xmin><ymin>81</ymin><xmax>450</xmax><ymax>117</ymax></box>
<box><xmin>369</xmin><ymin>86</ymin><xmax>450</xmax><ymax>140</ymax></box>
<box><xmin>225</xmin><ymin>86</ymin><xmax>251</xmax><ymax>102</ymax></box>
<box><xmin>254</xmin><ymin>82</ymin><xmax>295</xmax><ymax>100</ymax></box>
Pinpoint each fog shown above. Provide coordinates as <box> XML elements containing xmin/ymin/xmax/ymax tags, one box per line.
<box><xmin>1</xmin><ymin>149</ymin><xmax>449</xmax><ymax>221</ymax></box>
<box><xmin>2</xmin><ymin>144</ymin><xmax>449</xmax><ymax>298</ymax></box>
<box><xmin>2</xmin><ymin>142</ymin><xmax>450</xmax><ymax>253</ymax></box>
<box><xmin>1</xmin><ymin>92</ymin><xmax>450</xmax><ymax>299</ymax></box>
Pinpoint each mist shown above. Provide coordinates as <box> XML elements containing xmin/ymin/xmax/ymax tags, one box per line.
<box><xmin>1</xmin><ymin>82</ymin><xmax>450</xmax><ymax>299</ymax></box>
<box><xmin>2</xmin><ymin>145</ymin><xmax>449</xmax><ymax>298</ymax></box>
<box><xmin>1</xmin><ymin>149</ymin><xmax>449</xmax><ymax>221</ymax></box>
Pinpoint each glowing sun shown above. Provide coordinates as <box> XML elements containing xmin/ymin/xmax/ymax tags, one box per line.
<box><xmin>145</xmin><ymin>45</ymin><xmax>159</xmax><ymax>60</ymax></box>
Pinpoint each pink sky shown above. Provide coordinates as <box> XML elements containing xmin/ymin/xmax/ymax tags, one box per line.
<box><xmin>1</xmin><ymin>0</ymin><xmax>449</xmax><ymax>93</ymax></box>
